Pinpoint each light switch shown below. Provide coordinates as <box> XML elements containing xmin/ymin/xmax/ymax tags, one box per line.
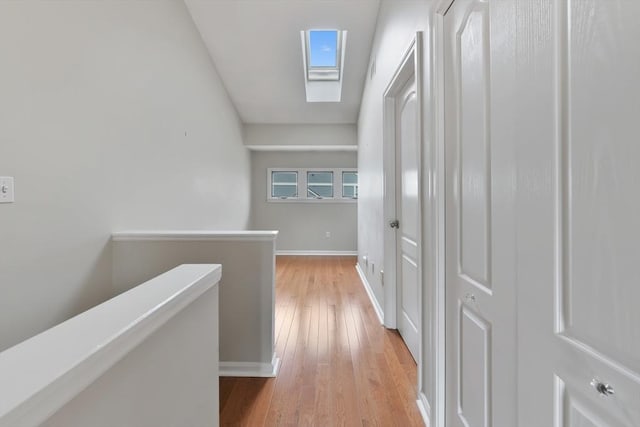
<box><xmin>0</xmin><ymin>177</ymin><xmax>15</xmax><ymax>203</ymax></box>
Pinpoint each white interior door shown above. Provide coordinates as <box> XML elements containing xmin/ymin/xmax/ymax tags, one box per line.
<box><xmin>395</xmin><ymin>73</ymin><xmax>420</xmax><ymax>363</ymax></box>
<box><xmin>443</xmin><ymin>0</ymin><xmax>517</xmax><ymax>425</ymax></box>
<box><xmin>516</xmin><ymin>1</ymin><xmax>640</xmax><ymax>425</ymax></box>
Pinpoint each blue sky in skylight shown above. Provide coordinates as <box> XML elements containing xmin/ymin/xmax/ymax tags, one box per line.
<box><xmin>309</xmin><ymin>30</ymin><xmax>338</xmax><ymax>68</ymax></box>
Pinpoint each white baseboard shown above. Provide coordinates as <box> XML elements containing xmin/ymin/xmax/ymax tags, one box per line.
<box><xmin>276</xmin><ymin>250</ymin><xmax>357</xmax><ymax>256</ymax></box>
<box><xmin>355</xmin><ymin>263</ymin><xmax>384</xmax><ymax>325</ymax></box>
<box><xmin>416</xmin><ymin>392</ymin><xmax>431</xmax><ymax>427</ymax></box>
<box><xmin>219</xmin><ymin>353</ymin><xmax>280</xmax><ymax>377</ymax></box>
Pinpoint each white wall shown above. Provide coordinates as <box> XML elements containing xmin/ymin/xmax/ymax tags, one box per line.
<box><xmin>356</xmin><ymin>0</ymin><xmax>433</xmax><ymax>416</ymax></box>
<box><xmin>357</xmin><ymin>0</ymin><xmax>430</xmax><ymax>318</ymax></box>
<box><xmin>247</xmin><ymin>124</ymin><xmax>357</xmax><ymax>253</ymax></box>
<box><xmin>251</xmin><ymin>150</ymin><xmax>357</xmax><ymax>253</ymax></box>
<box><xmin>0</xmin><ymin>0</ymin><xmax>250</xmax><ymax>351</ymax></box>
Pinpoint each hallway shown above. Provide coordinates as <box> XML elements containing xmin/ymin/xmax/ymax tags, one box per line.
<box><xmin>219</xmin><ymin>256</ymin><xmax>424</xmax><ymax>426</ymax></box>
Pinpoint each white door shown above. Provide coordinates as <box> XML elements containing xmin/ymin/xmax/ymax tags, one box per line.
<box><xmin>395</xmin><ymin>73</ymin><xmax>420</xmax><ymax>363</ymax></box>
<box><xmin>515</xmin><ymin>1</ymin><xmax>640</xmax><ymax>426</ymax></box>
<box><xmin>443</xmin><ymin>0</ymin><xmax>517</xmax><ymax>425</ymax></box>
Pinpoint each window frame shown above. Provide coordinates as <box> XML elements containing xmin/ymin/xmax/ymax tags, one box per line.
<box><xmin>304</xmin><ymin>30</ymin><xmax>343</xmax><ymax>82</ymax></box>
<box><xmin>341</xmin><ymin>171</ymin><xmax>359</xmax><ymax>199</ymax></box>
<box><xmin>306</xmin><ymin>170</ymin><xmax>334</xmax><ymax>199</ymax></box>
<box><xmin>267</xmin><ymin>167</ymin><xmax>357</xmax><ymax>203</ymax></box>
<box><xmin>270</xmin><ymin>170</ymin><xmax>299</xmax><ymax>199</ymax></box>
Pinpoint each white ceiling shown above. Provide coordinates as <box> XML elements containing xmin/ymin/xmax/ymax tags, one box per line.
<box><xmin>183</xmin><ymin>0</ymin><xmax>381</xmax><ymax>124</ymax></box>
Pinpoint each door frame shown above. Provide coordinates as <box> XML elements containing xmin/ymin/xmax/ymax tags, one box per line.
<box><xmin>382</xmin><ymin>31</ymin><xmax>424</xmax><ymax>382</ymax></box>
<box><xmin>431</xmin><ymin>1</ymin><xmax>456</xmax><ymax>427</ymax></box>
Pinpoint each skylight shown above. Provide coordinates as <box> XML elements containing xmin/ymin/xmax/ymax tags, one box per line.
<box><xmin>304</xmin><ymin>29</ymin><xmax>344</xmax><ymax>82</ymax></box>
<box><xmin>308</xmin><ymin>30</ymin><xmax>338</xmax><ymax>68</ymax></box>
<box><xmin>300</xmin><ymin>29</ymin><xmax>347</xmax><ymax>102</ymax></box>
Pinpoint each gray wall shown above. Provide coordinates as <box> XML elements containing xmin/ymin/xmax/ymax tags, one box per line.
<box><xmin>251</xmin><ymin>150</ymin><xmax>357</xmax><ymax>253</ymax></box>
<box><xmin>0</xmin><ymin>1</ymin><xmax>251</xmax><ymax>351</ymax></box>
<box><xmin>244</xmin><ymin>124</ymin><xmax>356</xmax><ymax>148</ymax></box>
<box><xmin>44</xmin><ymin>282</ymin><xmax>220</xmax><ymax>427</ymax></box>
<box><xmin>112</xmin><ymin>236</ymin><xmax>276</xmax><ymax>369</ymax></box>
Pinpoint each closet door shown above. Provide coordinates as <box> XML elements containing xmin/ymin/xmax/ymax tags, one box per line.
<box><xmin>516</xmin><ymin>1</ymin><xmax>640</xmax><ymax>425</ymax></box>
<box><xmin>443</xmin><ymin>1</ymin><xmax>517</xmax><ymax>425</ymax></box>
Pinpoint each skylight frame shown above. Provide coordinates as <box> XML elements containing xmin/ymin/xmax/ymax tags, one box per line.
<box><xmin>304</xmin><ymin>29</ymin><xmax>343</xmax><ymax>82</ymax></box>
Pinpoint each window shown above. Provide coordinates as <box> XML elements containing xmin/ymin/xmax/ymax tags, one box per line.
<box><xmin>267</xmin><ymin>168</ymin><xmax>357</xmax><ymax>202</ymax></box>
<box><xmin>271</xmin><ymin>171</ymin><xmax>298</xmax><ymax>199</ymax></box>
<box><xmin>307</xmin><ymin>171</ymin><xmax>333</xmax><ymax>198</ymax></box>
<box><xmin>304</xmin><ymin>30</ymin><xmax>343</xmax><ymax>81</ymax></box>
<box><xmin>342</xmin><ymin>171</ymin><xmax>358</xmax><ymax>199</ymax></box>
<box><xmin>308</xmin><ymin>30</ymin><xmax>338</xmax><ymax>68</ymax></box>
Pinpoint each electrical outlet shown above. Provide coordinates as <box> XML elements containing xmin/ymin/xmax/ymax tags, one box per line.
<box><xmin>0</xmin><ymin>177</ymin><xmax>14</xmax><ymax>203</ymax></box>
<box><xmin>325</xmin><ymin>231</ymin><xmax>331</xmax><ymax>238</ymax></box>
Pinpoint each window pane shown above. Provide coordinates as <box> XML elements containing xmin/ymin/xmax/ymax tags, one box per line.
<box><xmin>307</xmin><ymin>171</ymin><xmax>333</xmax><ymax>198</ymax></box>
<box><xmin>308</xmin><ymin>171</ymin><xmax>333</xmax><ymax>184</ymax></box>
<box><xmin>342</xmin><ymin>172</ymin><xmax>358</xmax><ymax>198</ymax></box>
<box><xmin>309</xmin><ymin>30</ymin><xmax>338</xmax><ymax>68</ymax></box>
<box><xmin>272</xmin><ymin>171</ymin><xmax>297</xmax><ymax>198</ymax></box>
<box><xmin>272</xmin><ymin>171</ymin><xmax>297</xmax><ymax>183</ymax></box>
<box><xmin>342</xmin><ymin>171</ymin><xmax>357</xmax><ymax>184</ymax></box>
<box><xmin>343</xmin><ymin>185</ymin><xmax>357</xmax><ymax>198</ymax></box>
<box><xmin>273</xmin><ymin>185</ymin><xmax>297</xmax><ymax>198</ymax></box>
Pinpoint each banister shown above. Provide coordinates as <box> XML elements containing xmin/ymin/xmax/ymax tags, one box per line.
<box><xmin>0</xmin><ymin>264</ymin><xmax>221</xmax><ymax>427</ymax></box>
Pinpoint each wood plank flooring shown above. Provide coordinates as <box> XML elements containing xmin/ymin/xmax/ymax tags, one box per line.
<box><xmin>220</xmin><ymin>256</ymin><xmax>423</xmax><ymax>426</ymax></box>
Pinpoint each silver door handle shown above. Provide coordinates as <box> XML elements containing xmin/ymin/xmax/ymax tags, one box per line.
<box><xmin>591</xmin><ymin>379</ymin><xmax>615</xmax><ymax>397</ymax></box>
<box><xmin>389</xmin><ymin>220</ymin><xmax>400</xmax><ymax>229</ymax></box>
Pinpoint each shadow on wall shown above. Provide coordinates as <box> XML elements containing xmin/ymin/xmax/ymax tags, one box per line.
<box><xmin>66</xmin><ymin>238</ymin><xmax>115</xmax><ymax>316</ymax></box>
<box><xmin>0</xmin><ymin>238</ymin><xmax>114</xmax><ymax>353</ymax></box>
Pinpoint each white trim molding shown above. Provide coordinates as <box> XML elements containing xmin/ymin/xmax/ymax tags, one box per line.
<box><xmin>267</xmin><ymin>198</ymin><xmax>356</xmax><ymax>204</ymax></box>
<box><xmin>246</xmin><ymin>144</ymin><xmax>357</xmax><ymax>152</ymax></box>
<box><xmin>219</xmin><ymin>353</ymin><xmax>281</xmax><ymax>378</ymax></box>
<box><xmin>112</xmin><ymin>230</ymin><xmax>278</xmax><ymax>242</ymax></box>
<box><xmin>277</xmin><ymin>250</ymin><xmax>357</xmax><ymax>256</ymax></box>
<box><xmin>417</xmin><ymin>392</ymin><xmax>431</xmax><ymax>426</ymax></box>
<box><xmin>355</xmin><ymin>263</ymin><xmax>384</xmax><ymax>325</ymax></box>
<box><xmin>430</xmin><ymin>4</ymin><xmax>451</xmax><ymax>427</ymax></box>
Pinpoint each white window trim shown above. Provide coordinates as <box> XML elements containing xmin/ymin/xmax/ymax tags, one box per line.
<box><xmin>304</xmin><ymin>30</ymin><xmax>343</xmax><ymax>82</ymax></box>
<box><xmin>267</xmin><ymin>168</ymin><xmax>357</xmax><ymax>203</ymax></box>
<box><xmin>300</xmin><ymin>30</ymin><xmax>348</xmax><ymax>102</ymax></box>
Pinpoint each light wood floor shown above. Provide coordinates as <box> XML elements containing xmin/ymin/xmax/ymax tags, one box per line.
<box><xmin>220</xmin><ymin>256</ymin><xmax>424</xmax><ymax>426</ymax></box>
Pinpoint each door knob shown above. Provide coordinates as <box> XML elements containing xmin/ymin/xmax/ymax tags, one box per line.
<box><xmin>389</xmin><ymin>220</ymin><xmax>400</xmax><ymax>229</ymax></box>
<box><xmin>591</xmin><ymin>379</ymin><xmax>615</xmax><ymax>397</ymax></box>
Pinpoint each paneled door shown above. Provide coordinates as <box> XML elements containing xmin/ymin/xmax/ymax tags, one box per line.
<box><xmin>516</xmin><ymin>1</ymin><xmax>640</xmax><ymax>425</ymax></box>
<box><xmin>444</xmin><ymin>0</ymin><xmax>517</xmax><ymax>425</ymax></box>
<box><xmin>395</xmin><ymin>70</ymin><xmax>420</xmax><ymax>363</ymax></box>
